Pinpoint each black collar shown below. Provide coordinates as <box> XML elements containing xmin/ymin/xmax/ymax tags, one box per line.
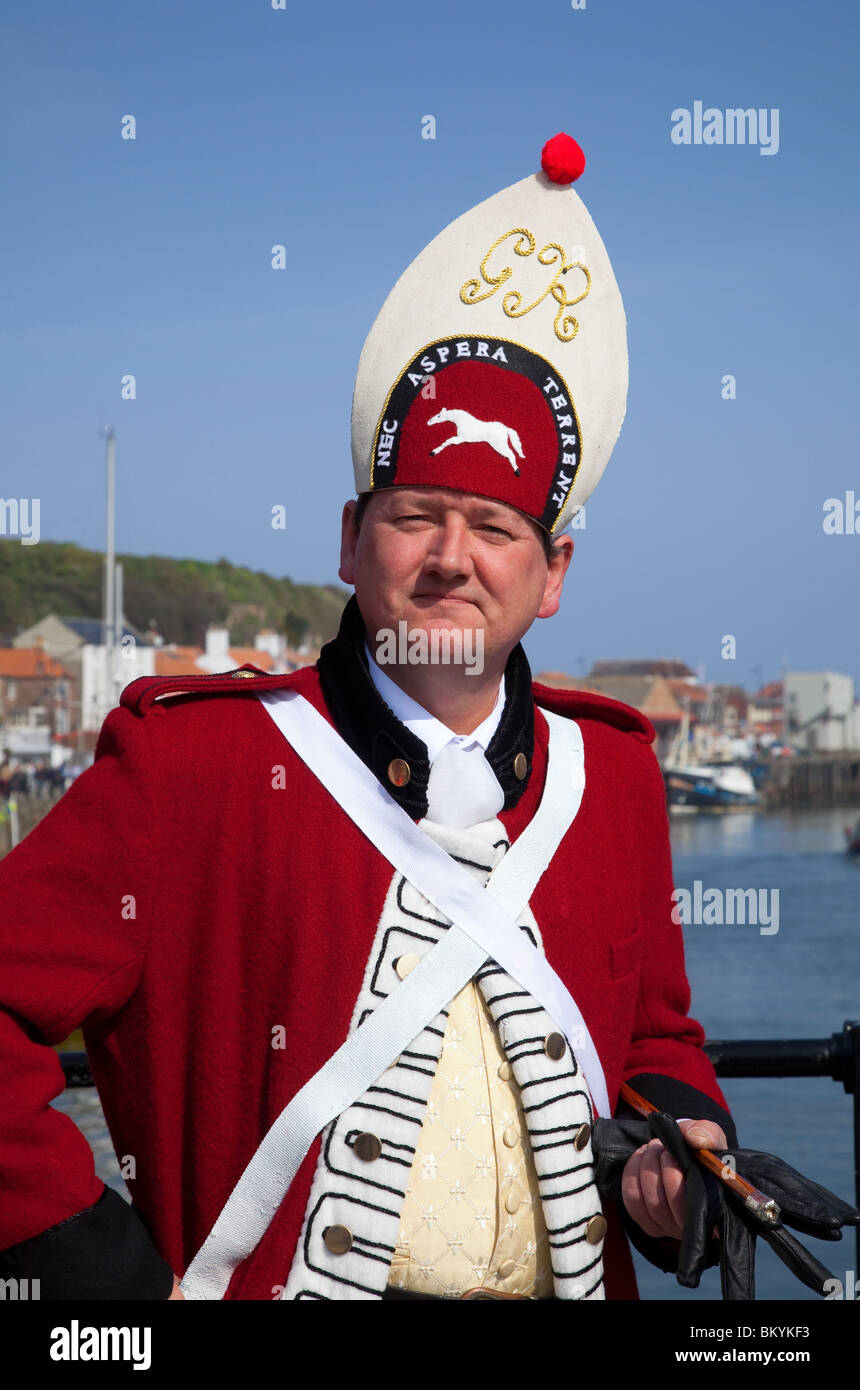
<box><xmin>317</xmin><ymin>595</ymin><xmax>535</xmax><ymax>818</ymax></box>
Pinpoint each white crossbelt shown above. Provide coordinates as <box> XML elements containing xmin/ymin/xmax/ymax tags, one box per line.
<box><xmin>180</xmin><ymin>690</ymin><xmax>607</xmax><ymax>1299</ymax></box>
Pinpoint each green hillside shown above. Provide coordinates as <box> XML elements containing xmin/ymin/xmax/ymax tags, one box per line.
<box><xmin>0</xmin><ymin>541</ymin><xmax>349</xmax><ymax>648</ymax></box>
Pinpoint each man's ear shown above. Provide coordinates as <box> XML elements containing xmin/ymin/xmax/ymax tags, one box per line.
<box><xmin>536</xmin><ymin>534</ymin><xmax>574</xmax><ymax>620</ymax></box>
<box><xmin>338</xmin><ymin>499</ymin><xmax>359</xmax><ymax>585</ymax></box>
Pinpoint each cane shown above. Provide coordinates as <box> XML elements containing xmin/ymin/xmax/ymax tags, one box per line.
<box><xmin>619</xmin><ymin>1081</ymin><xmax>780</xmax><ymax>1225</ymax></box>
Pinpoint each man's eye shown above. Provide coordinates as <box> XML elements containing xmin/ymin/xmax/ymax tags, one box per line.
<box><xmin>479</xmin><ymin>524</ymin><xmax>511</xmax><ymax>538</ymax></box>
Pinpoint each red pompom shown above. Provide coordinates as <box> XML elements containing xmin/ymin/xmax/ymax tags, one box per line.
<box><xmin>540</xmin><ymin>132</ymin><xmax>586</xmax><ymax>184</ymax></box>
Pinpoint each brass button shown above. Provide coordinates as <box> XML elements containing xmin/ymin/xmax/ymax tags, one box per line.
<box><xmin>323</xmin><ymin>1224</ymin><xmax>353</xmax><ymax>1255</ymax></box>
<box><xmin>574</xmin><ymin>1122</ymin><xmax>592</xmax><ymax>1152</ymax></box>
<box><xmin>505</xmin><ymin>1189</ymin><xmax>521</xmax><ymax>1215</ymax></box>
<box><xmin>513</xmin><ymin>752</ymin><xmax>528</xmax><ymax>780</ymax></box>
<box><xmin>231</xmin><ymin>669</ymin><xmax>257</xmax><ymax>678</ymax></box>
<box><xmin>497</xmin><ymin>1061</ymin><xmax>512</xmax><ymax>1081</ymax></box>
<box><xmin>388</xmin><ymin>758</ymin><xmax>411</xmax><ymax>787</ymax></box>
<box><xmin>354</xmin><ymin>1132</ymin><xmax>382</xmax><ymax>1162</ymax></box>
<box><xmin>497</xmin><ymin>1259</ymin><xmax>516</xmax><ymax>1279</ymax></box>
<box><xmin>395</xmin><ymin>953</ymin><xmax>420</xmax><ymax>980</ymax></box>
<box><xmin>586</xmin><ymin>1214</ymin><xmax>607</xmax><ymax>1244</ymax></box>
<box><xmin>544</xmin><ymin>1032</ymin><xmax>566</xmax><ymax>1061</ymax></box>
<box><xmin>503</xmin><ymin>1127</ymin><xmax>519</xmax><ymax>1149</ymax></box>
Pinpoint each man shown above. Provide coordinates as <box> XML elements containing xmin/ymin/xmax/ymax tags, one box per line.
<box><xmin>329</xmin><ymin>481</ymin><xmax>731</xmax><ymax>1301</ymax></box>
<box><xmin>0</xmin><ymin>134</ymin><xmax>734</xmax><ymax>1301</ymax></box>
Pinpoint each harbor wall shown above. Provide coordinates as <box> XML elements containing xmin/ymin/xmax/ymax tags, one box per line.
<box><xmin>762</xmin><ymin>751</ymin><xmax>860</xmax><ymax>808</ymax></box>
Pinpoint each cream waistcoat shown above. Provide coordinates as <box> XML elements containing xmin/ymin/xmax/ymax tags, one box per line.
<box><xmin>388</xmin><ymin>977</ymin><xmax>554</xmax><ymax>1296</ymax></box>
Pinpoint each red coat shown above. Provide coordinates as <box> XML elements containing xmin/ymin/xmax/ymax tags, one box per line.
<box><xmin>0</xmin><ymin>662</ymin><xmax>731</xmax><ymax>1298</ymax></box>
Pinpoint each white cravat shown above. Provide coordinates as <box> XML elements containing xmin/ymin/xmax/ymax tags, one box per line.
<box><xmin>365</xmin><ymin>645</ymin><xmax>506</xmax><ymax>828</ymax></box>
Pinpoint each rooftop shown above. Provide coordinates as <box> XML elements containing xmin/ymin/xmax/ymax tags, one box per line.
<box><xmin>0</xmin><ymin>648</ymin><xmax>70</xmax><ymax>679</ymax></box>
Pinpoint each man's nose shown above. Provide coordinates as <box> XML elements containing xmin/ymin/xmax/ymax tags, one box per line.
<box><xmin>423</xmin><ymin>515</ymin><xmax>472</xmax><ymax>577</ymax></box>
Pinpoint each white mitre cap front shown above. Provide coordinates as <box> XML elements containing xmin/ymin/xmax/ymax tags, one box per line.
<box><xmin>350</xmin><ymin>134</ymin><xmax>627</xmax><ymax>533</ymax></box>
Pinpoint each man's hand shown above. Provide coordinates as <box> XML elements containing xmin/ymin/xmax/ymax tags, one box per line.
<box><xmin>620</xmin><ymin>1119</ymin><xmax>727</xmax><ymax>1240</ymax></box>
<box><xmin>168</xmin><ymin>1275</ymin><xmax>185</xmax><ymax>1300</ymax></box>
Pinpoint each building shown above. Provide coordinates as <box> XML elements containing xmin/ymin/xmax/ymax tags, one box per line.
<box><xmin>535</xmin><ymin>669</ymin><xmax>683</xmax><ymax>761</ymax></box>
<box><xmin>784</xmin><ymin>672</ymin><xmax>860</xmax><ymax>751</ymax></box>
<box><xmin>153</xmin><ymin>626</ymin><xmax>318</xmax><ymax>678</ymax></box>
<box><xmin>588</xmin><ymin>659</ymin><xmax>698</xmax><ymax>684</ymax></box>
<box><xmin>12</xmin><ymin>615</ymin><xmax>155</xmax><ymax>734</ymax></box>
<box><xmin>747</xmin><ymin>681</ymin><xmax>784</xmax><ymax>740</ymax></box>
<box><xmin>0</xmin><ymin>647</ymin><xmax>72</xmax><ymax>757</ymax></box>
<box><xmin>665</xmin><ymin>680</ymin><xmax>711</xmax><ymax>719</ymax></box>
<box><xmin>10</xmin><ymin>612</ymin><xmax>322</xmax><ymax>741</ymax></box>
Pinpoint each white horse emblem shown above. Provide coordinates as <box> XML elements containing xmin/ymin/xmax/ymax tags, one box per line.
<box><xmin>427</xmin><ymin>407</ymin><xmax>524</xmax><ymax>475</ymax></box>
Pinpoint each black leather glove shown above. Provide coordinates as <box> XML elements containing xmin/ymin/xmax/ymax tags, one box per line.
<box><xmin>592</xmin><ymin>1112</ymin><xmax>860</xmax><ymax>1300</ymax></box>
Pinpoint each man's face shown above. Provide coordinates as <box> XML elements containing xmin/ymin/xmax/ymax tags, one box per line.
<box><xmin>338</xmin><ymin>487</ymin><xmax>573</xmax><ymax>671</ymax></box>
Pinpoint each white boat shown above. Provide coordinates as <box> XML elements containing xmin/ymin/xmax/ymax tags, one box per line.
<box><xmin>663</xmin><ymin>762</ymin><xmax>760</xmax><ymax>811</ymax></box>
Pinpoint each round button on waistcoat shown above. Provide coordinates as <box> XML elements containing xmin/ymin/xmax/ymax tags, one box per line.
<box><xmin>544</xmin><ymin>1032</ymin><xmax>567</xmax><ymax>1061</ymax></box>
<box><xmin>323</xmin><ymin>1224</ymin><xmax>353</xmax><ymax>1255</ymax></box>
<box><xmin>503</xmin><ymin>1126</ymin><xmax>519</xmax><ymax>1149</ymax></box>
<box><xmin>387</xmin><ymin>758</ymin><xmax>411</xmax><ymax>787</ymax></box>
<box><xmin>574</xmin><ymin>1122</ymin><xmax>592</xmax><ymax>1152</ymax></box>
<box><xmin>395</xmin><ymin>953</ymin><xmax>420</xmax><ymax>980</ymax></box>
<box><xmin>354</xmin><ymin>1132</ymin><xmax>382</xmax><ymax>1162</ymax></box>
<box><xmin>586</xmin><ymin>1214</ymin><xmax>608</xmax><ymax>1244</ymax></box>
<box><xmin>497</xmin><ymin>1259</ymin><xmax>517</xmax><ymax>1279</ymax></box>
<box><xmin>497</xmin><ymin>1061</ymin><xmax>512</xmax><ymax>1081</ymax></box>
<box><xmin>513</xmin><ymin>752</ymin><xmax>528</xmax><ymax>780</ymax></box>
<box><xmin>505</xmin><ymin>1190</ymin><xmax>521</xmax><ymax>1215</ymax></box>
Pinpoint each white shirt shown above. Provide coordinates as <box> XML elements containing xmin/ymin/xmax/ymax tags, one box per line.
<box><xmin>365</xmin><ymin>644</ymin><xmax>506</xmax><ymax>827</ymax></box>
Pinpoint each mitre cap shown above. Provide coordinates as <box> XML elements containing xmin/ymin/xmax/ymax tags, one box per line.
<box><xmin>350</xmin><ymin>134</ymin><xmax>628</xmax><ymax>533</ymax></box>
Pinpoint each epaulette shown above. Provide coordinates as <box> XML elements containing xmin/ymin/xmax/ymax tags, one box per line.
<box><xmin>532</xmin><ymin>681</ymin><xmax>655</xmax><ymax>745</ymax></box>
<box><xmin>120</xmin><ymin>664</ymin><xmax>303</xmax><ymax>716</ymax></box>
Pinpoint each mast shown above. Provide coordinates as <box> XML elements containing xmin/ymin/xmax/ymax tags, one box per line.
<box><xmin>102</xmin><ymin>425</ymin><xmax>116</xmax><ymax>721</ymax></box>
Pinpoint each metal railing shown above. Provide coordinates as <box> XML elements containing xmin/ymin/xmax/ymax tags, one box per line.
<box><xmin>703</xmin><ymin>1020</ymin><xmax>860</xmax><ymax>1266</ymax></box>
<box><xmin>57</xmin><ymin>1018</ymin><xmax>860</xmax><ymax>1266</ymax></box>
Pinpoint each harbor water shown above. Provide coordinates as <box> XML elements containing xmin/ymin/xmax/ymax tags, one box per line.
<box><xmin>635</xmin><ymin>804</ymin><xmax>860</xmax><ymax>1301</ymax></box>
<box><xmin>52</xmin><ymin>805</ymin><xmax>860</xmax><ymax>1302</ymax></box>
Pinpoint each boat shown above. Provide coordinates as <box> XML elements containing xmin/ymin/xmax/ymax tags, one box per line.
<box><xmin>663</xmin><ymin>762</ymin><xmax>761</xmax><ymax>812</ymax></box>
<box><xmin>845</xmin><ymin>820</ymin><xmax>860</xmax><ymax>855</ymax></box>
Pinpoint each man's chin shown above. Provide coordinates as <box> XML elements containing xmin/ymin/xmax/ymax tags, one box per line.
<box><xmin>368</xmin><ymin>606</ymin><xmax>492</xmax><ymax>672</ymax></box>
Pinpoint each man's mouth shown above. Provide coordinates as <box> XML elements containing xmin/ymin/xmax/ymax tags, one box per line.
<box><xmin>411</xmin><ymin>593</ymin><xmax>477</xmax><ymax>605</ymax></box>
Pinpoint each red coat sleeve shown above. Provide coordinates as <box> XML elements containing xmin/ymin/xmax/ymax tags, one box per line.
<box><xmin>0</xmin><ymin>707</ymin><xmax>173</xmax><ymax>1296</ymax></box>
<box><xmin>612</xmin><ymin>737</ymin><xmax>735</xmax><ymax>1278</ymax></box>
<box><xmin>621</xmin><ymin>735</ymin><xmax>733</xmax><ymax>1120</ymax></box>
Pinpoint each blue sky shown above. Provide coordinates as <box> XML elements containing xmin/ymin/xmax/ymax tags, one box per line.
<box><xmin>2</xmin><ymin>0</ymin><xmax>858</xmax><ymax>686</ymax></box>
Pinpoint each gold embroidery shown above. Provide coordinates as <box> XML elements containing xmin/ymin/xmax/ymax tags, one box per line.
<box><xmin>460</xmin><ymin>228</ymin><xmax>536</xmax><ymax>305</ymax></box>
<box><xmin>460</xmin><ymin>229</ymin><xmax>591</xmax><ymax>343</ymax></box>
